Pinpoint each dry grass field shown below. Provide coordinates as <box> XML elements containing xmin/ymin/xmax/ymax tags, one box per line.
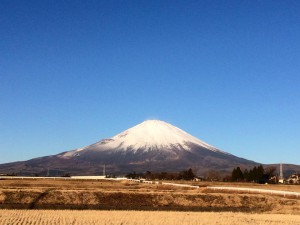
<box><xmin>1</xmin><ymin>179</ymin><xmax>300</xmax><ymax>214</ymax></box>
<box><xmin>0</xmin><ymin>210</ymin><xmax>300</xmax><ymax>225</ymax></box>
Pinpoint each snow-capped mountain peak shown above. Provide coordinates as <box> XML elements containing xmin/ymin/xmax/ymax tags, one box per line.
<box><xmin>107</xmin><ymin>120</ymin><xmax>218</xmax><ymax>151</ymax></box>
<box><xmin>4</xmin><ymin>119</ymin><xmax>259</xmax><ymax>176</ymax></box>
<box><xmin>62</xmin><ymin>120</ymin><xmax>223</xmax><ymax>158</ymax></box>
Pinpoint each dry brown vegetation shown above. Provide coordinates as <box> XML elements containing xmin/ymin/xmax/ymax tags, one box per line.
<box><xmin>0</xmin><ymin>210</ymin><xmax>300</xmax><ymax>225</ymax></box>
<box><xmin>0</xmin><ymin>179</ymin><xmax>300</xmax><ymax>214</ymax></box>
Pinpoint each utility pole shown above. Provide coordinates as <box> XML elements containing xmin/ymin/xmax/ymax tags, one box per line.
<box><xmin>279</xmin><ymin>163</ymin><xmax>284</xmax><ymax>184</ymax></box>
<box><xmin>103</xmin><ymin>164</ymin><xmax>106</xmax><ymax>177</ymax></box>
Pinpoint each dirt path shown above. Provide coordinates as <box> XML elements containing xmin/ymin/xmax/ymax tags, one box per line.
<box><xmin>207</xmin><ymin>186</ymin><xmax>300</xmax><ymax>198</ymax></box>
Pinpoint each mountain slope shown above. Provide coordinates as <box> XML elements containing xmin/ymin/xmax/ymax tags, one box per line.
<box><xmin>61</xmin><ymin>120</ymin><xmax>224</xmax><ymax>158</ymax></box>
<box><xmin>0</xmin><ymin>120</ymin><xmax>260</xmax><ymax>176</ymax></box>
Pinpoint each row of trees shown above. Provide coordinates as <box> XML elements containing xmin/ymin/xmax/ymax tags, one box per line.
<box><xmin>126</xmin><ymin>168</ymin><xmax>196</xmax><ymax>180</ymax></box>
<box><xmin>231</xmin><ymin>165</ymin><xmax>276</xmax><ymax>183</ymax></box>
<box><xmin>125</xmin><ymin>166</ymin><xmax>276</xmax><ymax>183</ymax></box>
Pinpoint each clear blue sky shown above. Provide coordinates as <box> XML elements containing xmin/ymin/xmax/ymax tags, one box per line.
<box><xmin>1</xmin><ymin>0</ymin><xmax>299</xmax><ymax>165</ymax></box>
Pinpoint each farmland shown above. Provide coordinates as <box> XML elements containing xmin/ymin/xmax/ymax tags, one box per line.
<box><xmin>1</xmin><ymin>178</ymin><xmax>300</xmax><ymax>214</ymax></box>
<box><xmin>1</xmin><ymin>178</ymin><xmax>300</xmax><ymax>224</ymax></box>
<box><xmin>0</xmin><ymin>210</ymin><xmax>300</xmax><ymax>225</ymax></box>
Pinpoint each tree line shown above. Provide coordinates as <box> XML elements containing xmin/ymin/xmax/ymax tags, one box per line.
<box><xmin>125</xmin><ymin>166</ymin><xmax>277</xmax><ymax>183</ymax></box>
<box><xmin>126</xmin><ymin>168</ymin><xmax>196</xmax><ymax>180</ymax></box>
<box><xmin>231</xmin><ymin>165</ymin><xmax>276</xmax><ymax>183</ymax></box>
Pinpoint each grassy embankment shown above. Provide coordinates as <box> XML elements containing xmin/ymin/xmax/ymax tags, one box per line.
<box><xmin>0</xmin><ymin>179</ymin><xmax>300</xmax><ymax>213</ymax></box>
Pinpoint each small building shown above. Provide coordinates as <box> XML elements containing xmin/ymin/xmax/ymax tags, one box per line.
<box><xmin>70</xmin><ymin>176</ymin><xmax>106</xmax><ymax>180</ymax></box>
<box><xmin>268</xmin><ymin>176</ymin><xmax>278</xmax><ymax>184</ymax></box>
<box><xmin>278</xmin><ymin>178</ymin><xmax>285</xmax><ymax>184</ymax></box>
<box><xmin>287</xmin><ymin>174</ymin><xmax>300</xmax><ymax>184</ymax></box>
<box><xmin>193</xmin><ymin>176</ymin><xmax>205</xmax><ymax>182</ymax></box>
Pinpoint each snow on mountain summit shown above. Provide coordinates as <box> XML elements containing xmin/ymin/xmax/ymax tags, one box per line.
<box><xmin>62</xmin><ymin>120</ymin><xmax>223</xmax><ymax>158</ymax></box>
<box><xmin>106</xmin><ymin>120</ymin><xmax>219</xmax><ymax>151</ymax></box>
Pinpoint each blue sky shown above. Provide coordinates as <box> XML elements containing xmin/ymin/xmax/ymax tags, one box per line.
<box><xmin>1</xmin><ymin>0</ymin><xmax>300</xmax><ymax>165</ymax></box>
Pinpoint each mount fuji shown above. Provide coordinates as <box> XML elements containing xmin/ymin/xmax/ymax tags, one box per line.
<box><xmin>0</xmin><ymin>120</ymin><xmax>258</xmax><ymax>176</ymax></box>
<box><xmin>61</xmin><ymin>120</ymin><xmax>225</xmax><ymax>158</ymax></box>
